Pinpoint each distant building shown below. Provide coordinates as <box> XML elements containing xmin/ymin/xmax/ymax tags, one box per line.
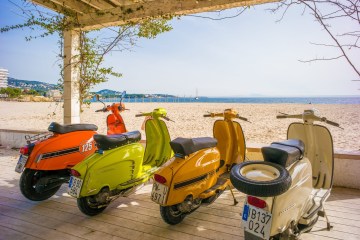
<box><xmin>0</xmin><ymin>68</ymin><xmax>8</xmax><ymax>89</ymax></box>
<box><xmin>46</xmin><ymin>89</ymin><xmax>62</xmax><ymax>101</ymax></box>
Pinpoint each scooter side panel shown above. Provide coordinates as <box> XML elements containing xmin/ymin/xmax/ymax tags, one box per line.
<box><xmin>158</xmin><ymin>147</ymin><xmax>221</xmax><ymax>206</ymax></box>
<box><xmin>269</xmin><ymin>158</ymin><xmax>313</xmax><ymax>236</ymax></box>
<box><xmin>74</xmin><ymin>143</ymin><xmax>144</xmax><ymax>197</ymax></box>
<box><xmin>213</xmin><ymin>120</ymin><xmax>245</xmax><ymax>168</ymax></box>
<box><xmin>143</xmin><ymin>119</ymin><xmax>172</xmax><ymax>166</ymax></box>
<box><xmin>26</xmin><ymin>130</ymin><xmax>96</xmax><ymax>171</ymax></box>
<box><xmin>288</xmin><ymin>123</ymin><xmax>334</xmax><ymax>189</ymax></box>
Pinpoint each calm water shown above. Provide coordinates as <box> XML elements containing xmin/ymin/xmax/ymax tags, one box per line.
<box><xmin>101</xmin><ymin>96</ymin><xmax>360</xmax><ymax>104</ymax></box>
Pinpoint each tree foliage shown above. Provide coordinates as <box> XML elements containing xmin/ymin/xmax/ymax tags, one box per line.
<box><xmin>0</xmin><ymin>87</ymin><xmax>22</xmax><ymax>98</ymax></box>
<box><xmin>1</xmin><ymin>0</ymin><xmax>172</xmax><ymax>109</ymax></box>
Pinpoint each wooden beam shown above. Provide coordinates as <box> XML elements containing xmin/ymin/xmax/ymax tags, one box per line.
<box><xmin>107</xmin><ymin>0</ymin><xmax>155</xmax><ymax>7</ymax></box>
<box><xmin>77</xmin><ymin>0</ymin><xmax>278</xmax><ymax>30</ymax></box>
<box><xmin>31</xmin><ymin>0</ymin><xmax>77</xmax><ymax>15</ymax></box>
<box><xmin>50</xmin><ymin>0</ymin><xmax>96</xmax><ymax>14</ymax></box>
<box><xmin>79</xmin><ymin>0</ymin><xmax>115</xmax><ymax>10</ymax></box>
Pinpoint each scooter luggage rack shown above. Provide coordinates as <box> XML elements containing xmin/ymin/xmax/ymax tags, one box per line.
<box><xmin>25</xmin><ymin>132</ymin><xmax>53</xmax><ymax>144</ymax></box>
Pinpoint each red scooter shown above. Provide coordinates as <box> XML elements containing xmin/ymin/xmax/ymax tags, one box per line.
<box><xmin>15</xmin><ymin>91</ymin><xmax>128</xmax><ymax>201</ymax></box>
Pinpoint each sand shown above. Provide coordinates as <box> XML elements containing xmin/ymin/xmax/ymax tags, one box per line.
<box><xmin>0</xmin><ymin>101</ymin><xmax>359</xmax><ymax>151</ymax></box>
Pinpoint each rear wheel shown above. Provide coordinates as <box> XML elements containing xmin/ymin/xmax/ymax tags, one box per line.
<box><xmin>20</xmin><ymin>169</ymin><xmax>61</xmax><ymax>201</ymax></box>
<box><xmin>160</xmin><ymin>205</ymin><xmax>185</xmax><ymax>225</ymax></box>
<box><xmin>77</xmin><ymin>196</ymin><xmax>108</xmax><ymax>216</ymax></box>
<box><xmin>230</xmin><ymin>161</ymin><xmax>291</xmax><ymax>197</ymax></box>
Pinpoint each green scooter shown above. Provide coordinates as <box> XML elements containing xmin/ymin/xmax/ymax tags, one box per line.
<box><xmin>68</xmin><ymin>108</ymin><xmax>173</xmax><ymax>216</ymax></box>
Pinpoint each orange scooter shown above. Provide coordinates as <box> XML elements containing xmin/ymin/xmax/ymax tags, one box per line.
<box><xmin>15</xmin><ymin>91</ymin><xmax>128</xmax><ymax>201</ymax></box>
<box><xmin>95</xmin><ymin>92</ymin><xmax>127</xmax><ymax>135</ymax></box>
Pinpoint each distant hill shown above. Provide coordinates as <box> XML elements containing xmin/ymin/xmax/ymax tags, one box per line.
<box><xmin>8</xmin><ymin>77</ymin><xmax>59</xmax><ymax>91</ymax></box>
<box><xmin>7</xmin><ymin>78</ymin><xmax>175</xmax><ymax>98</ymax></box>
<box><xmin>93</xmin><ymin>89</ymin><xmax>176</xmax><ymax>98</ymax></box>
<box><xmin>96</xmin><ymin>89</ymin><xmax>123</xmax><ymax>96</ymax></box>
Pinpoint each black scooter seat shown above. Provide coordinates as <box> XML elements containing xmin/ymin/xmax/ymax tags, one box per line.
<box><xmin>170</xmin><ymin>137</ymin><xmax>217</xmax><ymax>158</ymax></box>
<box><xmin>94</xmin><ymin>131</ymin><xmax>141</xmax><ymax>150</ymax></box>
<box><xmin>48</xmin><ymin>122</ymin><xmax>98</xmax><ymax>134</ymax></box>
<box><xmin>262</xmin><ymin>139</ymin><xmax>305</xmax><ymax>167</ymax></box>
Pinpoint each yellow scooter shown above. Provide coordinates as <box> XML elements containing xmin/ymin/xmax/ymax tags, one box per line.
<box><xmin>151</xmin><ymin>109</ymin><xmax>249</xmax><ymax>224</ymax></box>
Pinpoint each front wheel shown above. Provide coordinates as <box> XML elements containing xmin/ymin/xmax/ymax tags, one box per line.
<box><xmin>77</xmin><ymin>196</ymin><xmax>108</xmax><ymax>216</ymax></box>
<box><xmin>20</xmin><ymin>169</ymin><xmax>61</xmax><ymax>201</ymax></box>
<box><xmin>160</xmin><ymin>205</ymin><xmax>185</xmax><ymax>225</ymax></box>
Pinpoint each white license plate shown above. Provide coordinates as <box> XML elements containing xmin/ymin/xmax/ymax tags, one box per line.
<box><xmin>15</xmin><ymin>155</ymin><xmax>28</xmax><ymax>173</ymax></box>
<box><xmin>242</xmin><ymin>204</ymin><xmax>272</xmax><ymax>240</ymax></box>
<box><xmin>151</xmin><ymin>182</ymin><xmax>169</xmax><ymax>205</ymax></box>
<box><xmin>68</xmin><ymin>176</ymin><xmax>83</xmax><ymax>198</ymax></box>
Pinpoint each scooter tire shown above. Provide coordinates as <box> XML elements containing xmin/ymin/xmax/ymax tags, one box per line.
<box><xmin>230</xmin><ymin>161</ymin><xmax>291</xmax><ymax>197</ymax></box>
<box><xmin>77</xmin><ymin>197</ymin><xmax>107</xmax><ymax>216</ymax></box>
<box><xmin>20</xmin><ymin>169</ymin><xmax>61</xmax><ymax>201</ymax></box>
<box><xmin>160</xmin><ymin>205</ymin><xmax>185</xmax><ymax>225</ymax></box>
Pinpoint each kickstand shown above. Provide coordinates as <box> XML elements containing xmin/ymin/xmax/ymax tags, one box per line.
<box><xmin>228</xmin><ymin>186</ymin><xmax>239</xmax><ymax>206</ymax></box>
<box><xmin>318</xmin><ymin>209</ymin><xmax>333</xmax><ymax>231</ymax></box>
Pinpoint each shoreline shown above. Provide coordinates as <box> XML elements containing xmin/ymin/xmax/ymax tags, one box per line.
<box><xmin>0</xmin><ymin>101</ymin><xmax>359</xmax><ymax>151</ymax></box>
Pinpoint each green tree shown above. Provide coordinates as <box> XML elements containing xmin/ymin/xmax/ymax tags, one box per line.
<box><xmin>1</xmin><ymin>0</ymin><xmax>172</xmax><ymax>109</ymax></box>
<box><xmin>0</xmin><ymin>87</ymin><xmax>22</xmax><ymax>98</ymax></box>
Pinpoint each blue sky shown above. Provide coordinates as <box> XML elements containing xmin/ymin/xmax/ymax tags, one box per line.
<box><xmin>0</xmin><ymin>0</ymin><xmax>359</xmax><ymax>97</ymax></box>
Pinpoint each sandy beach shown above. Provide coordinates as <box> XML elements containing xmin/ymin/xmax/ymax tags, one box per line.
<box><xmin>0</xmin><ymin>101</ymin><xmax>359</xmax><ymax>151</ymax></box>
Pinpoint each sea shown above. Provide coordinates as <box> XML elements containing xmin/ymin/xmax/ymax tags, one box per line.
<box><xmin>101</xmin><ymin>96</ymin><xmax>360</xmax><ymax>104</ymax></box>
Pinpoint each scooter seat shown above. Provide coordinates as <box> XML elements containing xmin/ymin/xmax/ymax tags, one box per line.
<box><xmin>94</xmin><ymin>131</ymin><xmax>141</xmax><ymax>150</ymax></box>
<box><xmin>170</xmin><ymin>137</ymin><xmax>217</xmax><ymax>158</ymax></box>
<box><xmin>48</xmin><ymin>122</ymin><xmax>98</xmax><ymax>134</ymax></box>
<box><xmin>262</xmin><ymin>139</ymin><xmax>305</xmax><ymax>168</ymax></box>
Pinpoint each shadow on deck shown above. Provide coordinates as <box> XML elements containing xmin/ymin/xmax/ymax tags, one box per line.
<box><xmin>0</xmin><ymin>148</ymin><xmax>359</xmax><ymax>240</ymax></box>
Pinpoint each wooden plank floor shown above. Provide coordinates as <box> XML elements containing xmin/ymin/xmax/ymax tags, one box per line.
<box><xmin>1</xmin><ymin>147</ymin><xmax>359</xmax><ymax>240</ymax></box>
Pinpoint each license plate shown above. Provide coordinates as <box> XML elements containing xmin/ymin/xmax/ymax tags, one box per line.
<box><xmin>68</xmin><ymin>176</ymin><xmax>83</xmax><ymax>198</ymax></box>
<box><xmin>242</xmin><ymin>204</ymin><xmax>272</xmax><ymax>240</ymax></box>
<box><xmin>151</xmin><ymin>182</ymin><xmax>169</xmax><ymax>205</ymax></box>
<box><xmin>15</xmin><ymin>155</ymin><xmax>28</xmax><ymax>173</ymax></box>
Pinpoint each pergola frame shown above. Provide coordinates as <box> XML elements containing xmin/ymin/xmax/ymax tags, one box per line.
<box><xmin>32</xmin><ymin>0</ymin><xmax>277</xmax><ymax>124</ymax></box>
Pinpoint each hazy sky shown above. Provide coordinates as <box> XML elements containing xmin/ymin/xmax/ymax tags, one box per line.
<box><xmin>0</xmin><ymin>0</ymin><xmax>359</xmax><ymax>97</ymax></box>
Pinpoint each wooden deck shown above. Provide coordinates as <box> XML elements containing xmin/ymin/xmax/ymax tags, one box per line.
<box><xmin>1</xmin><ymin>147</ymin><xmax>359</xmax><ymax>240</ymax></box>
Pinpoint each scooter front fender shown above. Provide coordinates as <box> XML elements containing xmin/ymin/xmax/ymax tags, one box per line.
<box><xmin>74</xmin><ymin>143</ymin><xmax>144</xmax><ymax>197</ymax></box>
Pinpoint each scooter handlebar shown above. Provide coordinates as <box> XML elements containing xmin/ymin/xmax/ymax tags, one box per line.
<box><xmin>95</xmin><ymin>108</ymin><xmax>107</xmax><ymax>112</ymax></box>
<box><xmin>135</xmin><ymin>113</ymin><xmax>144</xmax><ymax>117</ymax></box>
<box><xmin>276</xmin><ymin>114</ymin><xmax>303</xmax><ymax>119</ymax></box>
<box><xmin>162</xmin><ymin>116</ymin><xmax>174</xmax><ymax>122</ymax></box>
<box><xmin>203</xmin><ymin>114</ymin><xmax>211</xmax><ymax>117</ymax></box>
<box><xmin>321</xmin><ymin>117</ymin><xmax>340</xmax><ymax>128</ymax></box>
<box><xmin>237</xmin><ymin>116</ymin><xmax>248</xmax><ymax>122</ymax></box>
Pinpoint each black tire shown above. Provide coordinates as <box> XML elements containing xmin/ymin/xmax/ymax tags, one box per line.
<box><xmin>20</xmin><ymin>169</ymin><xmax>61</xmax><ymax>201</ymax></box>
<box><xmin>230</xmin><ymin>161</ymin><xmax>291</xmax><ymax>197</ymax></box>
<box><xmin>160</xmin><ymin>205</ymin><xmax>185</xmax><ymax>225</ymax></box>
<box><xmin>77</xmin><ymin>196</ymin><xmax>107</xmax><ymax>216</ymax></box>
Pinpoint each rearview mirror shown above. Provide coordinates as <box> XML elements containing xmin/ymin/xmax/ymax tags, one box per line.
<box><xmin>120</xmin><ymin>91</ymin><xmax>126</xmax><ymax>103</ymax></box>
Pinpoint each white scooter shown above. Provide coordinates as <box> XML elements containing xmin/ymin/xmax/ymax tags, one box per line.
<box><xmin>230</xmin><ymin>109</ymin><xmax>340</xmax><ymax>240</ymax></box>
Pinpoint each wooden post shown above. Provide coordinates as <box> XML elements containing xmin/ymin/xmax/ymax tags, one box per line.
<box><xmin>63</xmin><ymin>30</ymin><xmax>81</xmax><ymax>124</ymax></box>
